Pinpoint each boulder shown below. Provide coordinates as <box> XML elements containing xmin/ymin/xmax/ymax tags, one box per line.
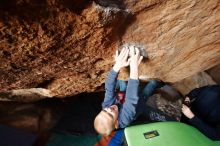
<box><xmin>0</xmin><ymin>0</ymin><xmax>219</xmax><ymax>98</ymax></box>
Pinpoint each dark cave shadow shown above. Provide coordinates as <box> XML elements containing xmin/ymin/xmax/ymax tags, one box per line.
<box><xmin>0</xmin><ymin>91</ymin><xmax>104</xmax><ymax>135</ymax></box>
<box><xmin>0</xmin><ymin>0</ymin><xmax>92</xmax><ymax>23</ymax></box>
<box><xmin>117</xmin><ymin>14</ymin><xmax>137</xmax><ymax>44</ymax></box>
<box><xmin>49</xmin><ymin>91</ymin><xmax>104</xmax><ymax>135</ymax></box>
<box><xmin>0</xmin><ymin>0</ymin><xmax>49</xmax><ymax>22</ymax></box>
<box><xmin>0</xmin><ymin>91</ymin><xmax>104</xmax><ymax>146</ymax></box>
<box><xmin>0</xmin><ymin>0</ymin><xmax>129</xmax><ymax>24</ymax></box>
<box><xmin>94</xmin><ymin>0</ymin><xmax>126</xmax><ymax>9</ymax></box>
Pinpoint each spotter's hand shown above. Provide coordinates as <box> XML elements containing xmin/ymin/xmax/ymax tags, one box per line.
<box><xmin>182</xmin><ymin>104</ymin><xmax>195</xmax><ymax>119</ymax></box>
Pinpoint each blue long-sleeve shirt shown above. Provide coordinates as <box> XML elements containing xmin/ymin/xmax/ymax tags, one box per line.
<box><xmin>103</xmin><ymin>69</ymin><xmax>177</xmax><ymax>146</ymax></box>
<box><xmin>102</xmin><ymin>69</ymin><xmax>139</xmax><ymax>128</ymax></box>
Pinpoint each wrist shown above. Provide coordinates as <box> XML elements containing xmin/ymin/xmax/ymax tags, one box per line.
<box><xmin>113</xmin><ymin>64</ymin><xmax>121</xmax><ymax>72</ymax></box>
<box><xmin>130</xmin><ymin>72</ymin><xmax>138</xmax><ymax>79</ymax></box>
<box><xmin>188</xmin><ymin>113</ymin><xmax>195</xmax><ymax>119</ymax></box>
<box><xmin>130</xmin><ymin>67</ymin><xmax>138</xmax><ymax>72</ymax></box>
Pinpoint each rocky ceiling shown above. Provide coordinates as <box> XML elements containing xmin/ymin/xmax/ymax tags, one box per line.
<box><xmin>0</xmin><ymin>0</ymin><xmax>220</xmax><ymax>99</ymax></box>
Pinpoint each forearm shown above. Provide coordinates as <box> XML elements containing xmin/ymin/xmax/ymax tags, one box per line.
<box><xmin>130</xmin><ymin>67</ymin><xmax>138</xmax><ymax>79</ymax></box>
<box><xmin>189</xmin><ymin>116</ymin><xmax>220</xmax><ymax>140</ymax></box>
<box><xmin>113</xmin><ymin>64</ymin><xmax>121</xmax><ymax>73</ymax></box>
<box><xmin>126</xmin><ymin>79</ymin><xmax>139</xmax><ymax>98</ymax></box>
<box><xmin>102</xmin><ymin>69</ymin><xmax>118</xmax><ymax>108</ymax></box>
<box><xmin>119</xmin><ymin>79</ymin><xmax>139</xmax><ymax>128</ymax></box>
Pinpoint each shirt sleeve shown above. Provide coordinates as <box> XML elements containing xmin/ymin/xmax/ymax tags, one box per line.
<box><xmin>102</xmin><ymin>69</ymin><xmax>118</xmax><ymax>109</ymax></box>
<box><xmin>189</xmin><ymin>116</ymin><xmax>220</xmax><ymax>140</ymax></box>
<box><xmin>118</xmin><ymin>79</ymin><xmax>139</xmax><ymax>128</ymax></box>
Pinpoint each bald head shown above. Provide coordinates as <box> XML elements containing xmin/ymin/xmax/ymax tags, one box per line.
<box><xmin>94</xmin><ymin>111</ymin><xmax>115</xmax><ymax>136</ymax></box>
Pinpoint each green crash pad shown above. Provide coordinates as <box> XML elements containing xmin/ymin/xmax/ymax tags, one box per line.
<box><xmin>125</xmin><ymin>122</ymin><xmax>220</xmax><ymax>146</ymax></box>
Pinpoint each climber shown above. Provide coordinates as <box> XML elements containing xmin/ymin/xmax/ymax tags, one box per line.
<box><xmin>94</xmin><ymin>45</ymin><xmax>143</xmax><ymax>136</ymax></box>
<box><xmin>94</xmin><ymin>44</ymin><xmax>174</xmax><ymax>137</ymax></box>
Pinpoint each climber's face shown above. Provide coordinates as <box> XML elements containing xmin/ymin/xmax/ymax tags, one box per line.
<box><xmin>102</xmin><ymin>105</ymin><xmax>119</xmax><ymax>123</ymax></box>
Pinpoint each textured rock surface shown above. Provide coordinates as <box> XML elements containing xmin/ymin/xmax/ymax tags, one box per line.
<box><xmin>121</xmin><ymin>0</ymin><xmax>220</xmax><ymax>82</ymax></box>
<box><xmin>0</xmin><ymin>92</ymin><xmax>103</xmax><ymax>133</ymax></box>
<box><xmin>173</xmin><ymin>71</ymin><xmax>216</xmax><ymax>95</ymax></box>
<box><xmin>0</xmin><ymin>0</ymin><xmax>220</xmax><ymax>98</ymax></box>
<box><xmin>0</xmin><ymin>99</ymin><xmax>62</xmax><ymax>133</ymax></box>
<box><xmin>0</xmin><ymin>88</ymin><xmax>52</xmax><ymax>102</ymax></box>
<box><xmin>207</xmin><ymin>63</ymin><xmax>220</xmax><ymax>84</ymax></box>
<box><xmin>0</xmin><ymin>0</ymin><xmax>129</xmax><ymax>97</ymax></box>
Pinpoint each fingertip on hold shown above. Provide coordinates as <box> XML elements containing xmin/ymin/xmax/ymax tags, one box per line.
<box><xmin>118</xmin><ymin>43</ymin><xmax>148</xmax><ymax>58</ymax></box>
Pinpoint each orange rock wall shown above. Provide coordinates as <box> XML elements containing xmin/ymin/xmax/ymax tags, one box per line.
<box><xmin>0</xmin><ymin>0</ymin><xmax>220</xmax><ymax>97</ymax></box>
<box><xmin>122</xmin><ymin>0</ymin><xmax>220</xmax><ymax>82</ymax></box>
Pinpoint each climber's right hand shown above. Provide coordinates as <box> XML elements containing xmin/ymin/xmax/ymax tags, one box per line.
<box><xmin>113</xmin><ymin>47</ymin><xmax>130</xmax><ymax>72</ymax></box>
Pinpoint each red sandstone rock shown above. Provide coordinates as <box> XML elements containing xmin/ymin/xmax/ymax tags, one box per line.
<box><xmin>207</xmin><ymin>63</ymin><xmax>220</xmax><ymax>84</ymax></box>
<box><xmin>0</xmin><ymin>0</ymin><xmax>220</xmax><ymax>98</ymax></box>
<box><xmin>121</xmin><ymin>0</ymin><xmax>220</xmax><ymax>82</ymax></box>
<box><xmin>0</xmin><ymin>0</ymin><xmax>129</xmax><ymax>97</ymax></box>
<box><xmin>173</xmin><ymin>72</ymin><xmax>216</xmax><ymax>95</ymax></box>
